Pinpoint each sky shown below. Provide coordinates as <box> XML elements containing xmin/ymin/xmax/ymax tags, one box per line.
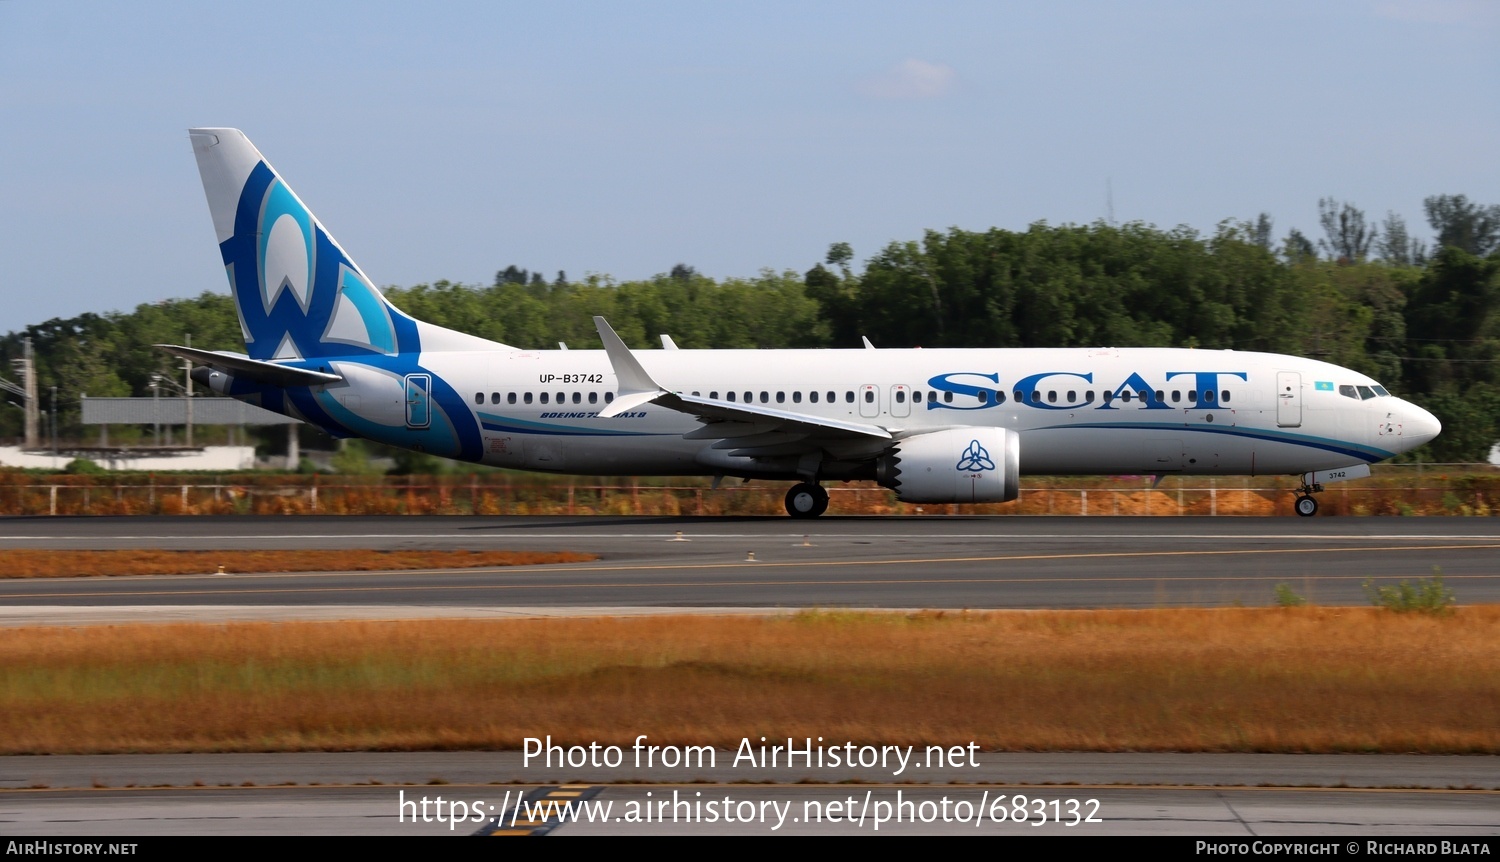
<box><xmin>1</xmin><ymin>0</ymin><xmax>1497</xmax><ymax>336</ymax></box>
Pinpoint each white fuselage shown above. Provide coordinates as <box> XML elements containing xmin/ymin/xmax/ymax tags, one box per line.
<box><xmin>385</xmin><ymin>345</ymin><xmax>1437</xmax><ymax>478</ymax></box>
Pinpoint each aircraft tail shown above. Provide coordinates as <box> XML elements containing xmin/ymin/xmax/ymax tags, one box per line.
<box><xmin>188</xmin><ymin>128</ymin><xmax>507</xmax><ymax>362</ymax></box>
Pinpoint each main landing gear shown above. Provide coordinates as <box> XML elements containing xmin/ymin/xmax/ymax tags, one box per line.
<box><xmin>785</xmin><ymin>482</ymin><xmax>829</xmax><ymax>518</ymax></box>
<box><xmin>1294</xmin><ymin>480</ymin><xmax>1325</xmax><ymax>517</ymax></box>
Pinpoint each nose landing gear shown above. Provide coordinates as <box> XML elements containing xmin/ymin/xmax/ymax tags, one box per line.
<box><xmin>785</xmin><ymin>482</ymin><xmax>829</xmax><ymax>518</ymax></box>
<box><xmin>1294</xmin><ymin>480</ymin><xmax>1324</xmax><ymax>517</ymax></box>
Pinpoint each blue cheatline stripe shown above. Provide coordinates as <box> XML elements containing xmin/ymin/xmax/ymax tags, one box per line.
<box><xmin>1034</xmin><ymin>422</ymin><xmax>1394</xmax><ymax>463</ymax></box>
<box><xmin>478</xmin><ymin>413</ymin><xmax>674</xmax><ymax>438</ymax></box>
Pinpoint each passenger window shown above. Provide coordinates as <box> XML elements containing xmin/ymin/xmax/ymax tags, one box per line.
<box><xmin>709</xmin><ymin>391</ymin><xmax>719</xmax><ymax>399</ymax></box>
<box><xmin>727</xmin><ymin>392</ymin><xmax>737</xmax><ymax>402</ymax></box>
<box><xmin>943</xmin><ymin>392</ymin><xmax>953</xmax><ymax>403</ymax></box>
<box><xmin>1221</xmin><ymin>390</ymin><xmax>1230</xmax><ymax>403</ymax></box>
<box><xmin>1067</xmin><ymin>390</ymin><xmax>1075</xmax><ymax>402</ymax></box>
<box><xmin>524</xmin><ymin>392</ymin><xmax>533</xmax><ymax>404</ymax></box>
<box><xmin>913</xmin><ymin>391</ymin><xmax>922</xmax><ymax>403</ymax></box>
<box><xmin>1031</xmin><ymin>390</ymin><xmax>1041</xmax><ymax>404</ymax></box>
<box><xmin>895</xmin><ymin>390</ymin><xmax>906</xmax><ymax>404</ymax></box>
<box><xmin>1204</xmin><ymin>390</ymin><xmax>1215</xmax><ymax>403</ymax></box>
<box><xmin>994</xmin><ymin>391</ymin><xmax>1006</xmax><ymax>405</ymax></box>
<box><xmin>744</xmin><ymin>391</ymin><xmax>753</xmax><ymax>403</ymax></box>
<box><xmin>1047</xmin><ymin>391</ymin><xmax>1057</xmax><ymax>403</ymax></box>
<box><xmin>508</xmin><ymin>393</ymin><xmax>517</xmax><ymax>405</ymax></box>
<box><xmin>1139</xmin><ymin>390</ymin><xmax>1150</xmax><ymax>403</ymax></box>
<box><xmin>1171</xmin><ymin>390</ymin><xmax>1180</xmax><ymax>403</ymax></box>
<box><xmin>1188</xmin><ymin>390</ymin><xmax>1197</xmax><ymax>403</ymax></box>
<box><xmin>604</xmin><ymin>392</ymin><xmax>614</xmax><ymax>403</ymax></box>
<box><xmin>863</xmin><ymin>390</ymin><xmax>873</xmax><ymax>403</ymax></box>
<box><xmin>1103</xmin><ymin>391</ymin><xmax>1113</xmax><ymax>404</ymax></box>
<box><xmin>776</xmin><ymin>392</ymin><xmax>785</xmax><ymax>403</ymax></box>
<box><xmin>589</xmin><ymin>392</ymin><xmax>598</xmax><ymax>404</ymax></box>
<box><xmin>473</xmin><ymin>392</ymin><xmax>483</xmax><ymax>405</ymax></box>
<box><xmin>792</xmin><ymin>392</ymin><xmax>801</xmax><ymax>403</ymax></box>
<box><xmin>758</xmin><ymin>392</ymin><xmax>767</xmax><ymax>403</ymax></box>
<box><xmin>809</xmin><ymin>391</ymin><xmax>819</xmax><ymax>403</ymax></box>
<box><xmin>1121</xmin><ymin>391</ymin><xmax>1133</xmax><ymax>403</ymax></box>
<box><xmin>977</xmin><ymin>391</ymin><xmax>988</xmax><ymax>405</ymax></box>
<box><xmin>1085</xmin><ymin>391</ymin><xmax>1095</xmax><ymax>403</ymax></box>
<box><xmin>1155</xmin><ymin>390</ymin><xmax>1164</xmax><ymax>403</ymax></box>
<box><xmin>828</xmin><ymin>391</ymin><xmax>836</xmax><ymax>403</ymax></box>
<box><xmin>1014</xmin><ymin>390</ymin><xmax>1023</xmax><ymax>403</ymax></box>
<box><xmin>540</xmin><ymin>392</ymin><xmax>550</xmax><ymax>404</ymax></box>
<box><xmin>557</xmin><ymin>392</ymin><xmax>564</xmax><ymax>403</ymax></box>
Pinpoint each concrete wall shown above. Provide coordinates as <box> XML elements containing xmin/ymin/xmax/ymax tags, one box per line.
<box><xmin>0</xmin><ymin>446</ymin><xmax>256</xmax><ymax>471</ymax></box>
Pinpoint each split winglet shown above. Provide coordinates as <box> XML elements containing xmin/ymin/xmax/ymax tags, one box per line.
<box><xmin>594</xmin><ymin>316</ymin><xmax>666</xmax><ymax>417</ymax></box>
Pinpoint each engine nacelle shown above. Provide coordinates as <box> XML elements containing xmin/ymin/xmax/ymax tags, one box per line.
<box><xmin>190</xmin><ymin>365</ymin><xmax>233</xmax><ymax>395</ymax></box>
<box><xmin>876</xmin><ymin>427</ymin><xmax>1020</xmax><ymax>504</ymax></box>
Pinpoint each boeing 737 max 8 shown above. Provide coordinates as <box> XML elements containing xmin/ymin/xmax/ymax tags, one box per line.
<box><xmin>163</xmin><ymin>128</ymin><xmax>1441</xmax><ymax>518</ymax></box>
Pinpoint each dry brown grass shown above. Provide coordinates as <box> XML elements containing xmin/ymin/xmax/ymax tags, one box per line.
<box><xmin>0</xmin><ymin>549</ymin><xmax>596</xmax><ymax>578</ymax></box>
<box><xmin>3</xmin><ymin>607</ymin><xmax>1497</xmax><ymax>754</ymax></box>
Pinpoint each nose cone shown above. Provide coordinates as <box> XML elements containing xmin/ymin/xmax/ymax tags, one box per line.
<box><xmin>1404</xmin><ymin>402</ymin><xmax>1442</xmax><ymax>447</ymax></box>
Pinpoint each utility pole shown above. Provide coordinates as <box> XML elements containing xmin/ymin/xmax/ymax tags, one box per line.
<box><xmin>24</xmin><ymin>339</ymin><xmax>38</xmax><ymax>448</ymax></box>
<box><xmin>287</xmin><ymin>424</ymin><xmax>300</xmax><ymax>471</ymax></box>
<box><xmin>50</xmin><ymin>385</ymin><xmax>57</xmax><ymax>468</ymax></box>
<box><xmin>151</xmin><ymin>376</ymin><xmax>160</xmax><ymax>447</ymax></box>
<box><xmin>184</xmin><ymin>333</ymin><xmax>194</xmax><ymax>448</ymax></box>
<box><xmin>0</xmin><ymin>338</ymin><xmax>37</xmax><ymax>447</ymax></box>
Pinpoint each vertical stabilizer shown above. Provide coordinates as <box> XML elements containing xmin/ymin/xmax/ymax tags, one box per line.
<box><xmin>188</xmin><ymin>128</ymin><xmax>508</xmax><ymax>360</ymax></box>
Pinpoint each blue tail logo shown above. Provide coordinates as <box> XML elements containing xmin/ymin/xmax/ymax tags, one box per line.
<box><xmin>221</xmin><ymin>163</ymin><xmax>407</xmax><ymax>362</ymax></box>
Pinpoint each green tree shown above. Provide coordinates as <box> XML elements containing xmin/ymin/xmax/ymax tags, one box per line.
<box><xmin>1424</xmin><ymin>194</ymin><xmax>1500</xmax><ymax>257</ymax></box>
<box><xmin>1317</xmin><ymin>198</ymin><xmax>1376</xmax><ymax>263</ymax></box>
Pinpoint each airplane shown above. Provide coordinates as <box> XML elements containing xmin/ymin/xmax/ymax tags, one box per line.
<box><xmin>162</xmin><ymin>128</ymin><xmax>1442</xmax><ymax>518</ymax></box>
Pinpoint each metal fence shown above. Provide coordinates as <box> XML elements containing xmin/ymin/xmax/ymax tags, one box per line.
<box><xmin>2</xmin><ymin>478</ymin><xmax>1493</xmax><ymax>518</ymax></box>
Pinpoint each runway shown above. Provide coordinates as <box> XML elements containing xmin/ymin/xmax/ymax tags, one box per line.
<box><xmin>5</xmin><ymin>784</ymin><xmax>1497</xmax><ymax>836</ymax></box>
<box><xmin>4</xmin><ymin>516</ymin><xmax>1498</xmax><ymax>836</ymax></box>
<box><xmin>3</xmin><ymin>752</ymin><xmax>1497</xmax><ymax>836</ymax></box>
<box><xmin>2</xmin><ymin>516</ymin><xmax>1499</xmax><ymax>616</ymax></box>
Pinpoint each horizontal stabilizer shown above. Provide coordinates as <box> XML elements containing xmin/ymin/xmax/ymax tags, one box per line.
<box><xmin>155</xmin><ymin>344</ymin><xmax>343</xmax><ymax>387</ymax></box>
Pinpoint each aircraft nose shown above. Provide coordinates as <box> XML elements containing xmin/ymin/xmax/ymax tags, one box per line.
<box><xmin>1405</xmin><ymin>402</ymin><xmax>1442</xmax><ymax>446</ymax></box>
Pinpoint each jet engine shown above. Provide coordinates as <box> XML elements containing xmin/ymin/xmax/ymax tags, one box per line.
<box><xmin>876</xmin><ymin>427</ymin><xmax>1020</xmax><ymax>504</ymax></box>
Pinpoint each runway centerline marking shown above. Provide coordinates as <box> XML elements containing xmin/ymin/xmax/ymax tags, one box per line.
<box><xmin>5</xmin><ymin>542</ymin><xmax>1494</xmax><ymax>584</ymax></box>
<box><xmin>8</xmin><ymin>544</ymin><xmax>1497</xmax><ymax>599</ymax></box>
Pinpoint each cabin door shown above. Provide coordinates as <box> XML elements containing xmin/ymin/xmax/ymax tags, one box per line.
<box><xmin>1276</xmin><ymin>371</ymin><xmax>1301</xmax><ymax>428</ymax></box>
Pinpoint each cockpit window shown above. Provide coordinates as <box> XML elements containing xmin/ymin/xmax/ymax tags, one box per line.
<box><xmin>1338</xmin><ymin>384</ymin><xmax>1359</xmax><ymax>400</ymax></box>
<box><xmin>1372</xmin><ymin>385</ymin><xmax>1390</xmax><ymax>397</ymax></box>
<box><xmin>1356</xmin><ymin>385</ymin><xmax>1376</xmax><ymax>400</ymax></box>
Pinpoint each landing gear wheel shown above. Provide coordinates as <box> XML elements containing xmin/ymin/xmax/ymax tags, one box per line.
<box><xmin>785</xmin><ymin>483</ymin><xmax>829</xmax><ymax>518</ymax></box>
<box><xmin>1295</xmin><ymin>495</ymin><xmax>1318</xmax><ymax>517</ymax></box>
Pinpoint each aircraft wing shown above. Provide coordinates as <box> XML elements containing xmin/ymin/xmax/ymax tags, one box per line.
<box><xmin>155</xmin><ymin>344</ymin><xmax>344</xmax><ymax>388</ymax></box>
<box><xmin>592</xmin><ymin>317</ymin><xmax>891</xmax><ymax>458</ymax></box>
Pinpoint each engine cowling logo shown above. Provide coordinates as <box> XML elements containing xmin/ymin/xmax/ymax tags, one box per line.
<box><xmin>956</xmin><ymin>440</ymin><xmax>996</xmax><ymax>472</ymax></box>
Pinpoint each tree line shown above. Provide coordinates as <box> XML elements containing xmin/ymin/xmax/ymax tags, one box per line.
<box><xmin>3</xmin><ymin>194</ymin><xmax>1496</xmax><ymax>463</ymax></box>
